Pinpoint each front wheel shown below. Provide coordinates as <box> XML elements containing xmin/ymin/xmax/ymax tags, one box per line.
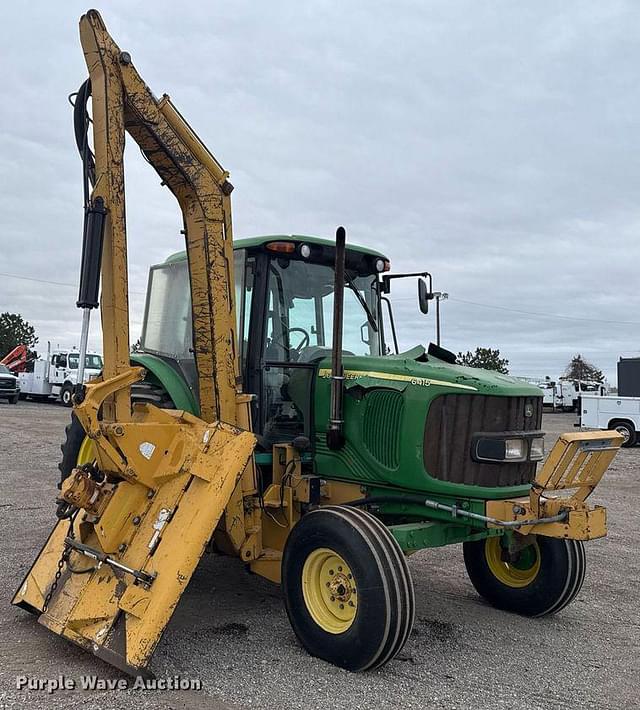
<box><xmin>463</xmin><ymin>535</ymin><xmax>585</xmax><ymax>617</ymax></box>
<box><xmin>10</xmin><ymin>394</ymin><xmax>19</xmax><ymax>404</ymax></box>
<box><xmin>282</xmin><ymin>505</ymin><xmax>414</xmax><ymax>671</ymax></box>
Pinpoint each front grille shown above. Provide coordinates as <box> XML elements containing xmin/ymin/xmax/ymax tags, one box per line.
<box><xmin>362</xmin><ymin>389</ymin><xmax>404</xmax><ymax>469</ymax></box>
<box><xmin>423</xmin><ymin>394</ymin><xmax>542</xmax><ymax>487</ymax></box>
<box><xmin>0</xmin><ymin>377</ymin><xmax>16</xmax><ymax>390</ymax></box>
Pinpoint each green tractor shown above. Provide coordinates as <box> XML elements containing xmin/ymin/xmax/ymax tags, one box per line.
<box><xmin>21</xmin><ymin>11</ymin><xmax>618</xmax><ymax>675</ymax></box>
<box><xmin>58</xmin><ymin>232</ymin><xmax>614</xmax><ymax>670</ymax></box>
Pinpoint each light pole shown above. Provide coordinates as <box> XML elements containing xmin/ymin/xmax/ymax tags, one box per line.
<box><xmin>433</xmin><ymin>292</ymin><xmax>448</xmax><ymax>346</ymax></box>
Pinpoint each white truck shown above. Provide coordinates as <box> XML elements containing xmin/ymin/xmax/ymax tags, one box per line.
<box><xmin>579</xmin><ymin>394</ymin><xmax>639</xmax><ymax>447</ymax></box>
<box><xmin>542</xmin><ymin>379</ymin><xmax>608</xmax><ymax>412</ymax></box>
<box><xmin>18</xmin><ymin>347</ymin><xmax>103</xmax><ymax>406</ymax></box>
<box><xmin>534</xmin><ymin>379</ymin><xmax>603</xmax><ymax>412</ymax></box>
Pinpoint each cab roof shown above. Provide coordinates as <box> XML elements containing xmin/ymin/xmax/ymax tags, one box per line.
<box><xmin>163</xmin><ymin>234</ymin><xmax>388</xmax><ymax>264</ymax></box>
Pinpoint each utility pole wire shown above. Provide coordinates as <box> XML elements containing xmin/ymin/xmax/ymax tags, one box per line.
<box><xmin>391</xmin><ymin>293</ymin><xmax>640</xmax><ymax>326</ymax></box>
<box><xmin>448</xmin><ymin>297</ymin><xmax>640</xmax><ymax>326</ymax></box>
<box><xmin>0</xmin><ymin>271</ymin><xmax>146</xmax><ymax>296</ymax></box>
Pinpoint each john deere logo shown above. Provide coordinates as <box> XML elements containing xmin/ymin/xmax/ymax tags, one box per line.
<box><xmin>524</xmin><ymin>404</ymin><xmax>534</xmax><ymax>418</ymax></box>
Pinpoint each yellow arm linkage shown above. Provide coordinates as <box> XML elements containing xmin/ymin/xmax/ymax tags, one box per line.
<box><xmin>80</xmin><ymin>8</ymin><xmax>238</xmax><ymax>424</ymax></box>
<box><xmin>12</xmin><ymin>9</ymin><xmax>256</xmax><ymax>677</ymax></box>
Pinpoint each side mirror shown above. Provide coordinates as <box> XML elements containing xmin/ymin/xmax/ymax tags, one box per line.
<box><xmin>418</xmin><ymin>278</ymin><xmax>433</xmax><ymax>314</ymax></box>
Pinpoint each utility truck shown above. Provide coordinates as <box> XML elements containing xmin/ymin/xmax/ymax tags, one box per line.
<box><xmin>17</xmin><ymin>346</ymin><xmax>102</xmax><ymax>405</ymax></box>
<box><xmin>559</xmin><ymin>378</ymin><xmax>608</xmax><ymax>412</ymax></box>
<box><xmin>535</xmin><ymin>378</ymin><xmax>608</xmax><ymax>412</ymax></box>
<box><xmin>0</xmin><ymin>364</ymin><xmax>20</xmax><ymax>404</ymax></box>
<box><xmin>579</xmin><ymin>394</ymin><xmax>640</xmax><ymax>447</ymax></box>
<box><xmin>14</xmin><ymin>11</ymin><xmax>623</xmax><ymax>677</ymax></box>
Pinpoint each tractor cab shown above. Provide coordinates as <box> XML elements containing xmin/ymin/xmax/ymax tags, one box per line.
<box><xmin>140</xmin><ymin>235</ymin><xmax>393</xmax><ymax>447</ymax></box>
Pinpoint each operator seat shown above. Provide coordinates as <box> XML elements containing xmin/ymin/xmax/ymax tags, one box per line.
<box><xmin>296</xmin><ymin>346</ymin><xmax>355</xmax><ymax>363</ymax></box>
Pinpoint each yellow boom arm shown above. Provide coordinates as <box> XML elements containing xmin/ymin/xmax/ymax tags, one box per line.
<box><xmin>12</xmin><ymin>9</ymin><xmax>256</xmax><ymax>675</ymax></box>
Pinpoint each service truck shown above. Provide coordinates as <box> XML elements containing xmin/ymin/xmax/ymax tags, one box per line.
<box><xmin>580</xmin><ymin>394</ymin><xmax>640</xmax><ymax>447</ymax></box>
<box><xmin>18</xmin><ymin>346</ymin><xmax>102</xmax><ymax>405</ymax></box>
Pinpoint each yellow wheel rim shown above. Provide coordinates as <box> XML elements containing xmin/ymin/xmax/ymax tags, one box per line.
<box><xmin>77</xmin><ymin>436</ymin><xmax>96</xmax><ymax>465</ymax></box>
<box><xmin>301</xmin><ymin>548</ymin><xmax>357</xmax><ymax>634</ymax></box>
<box><xmin>485</xmin><ymin>536</ymin><xmax>541</xmax><ymax>588</ymax></box>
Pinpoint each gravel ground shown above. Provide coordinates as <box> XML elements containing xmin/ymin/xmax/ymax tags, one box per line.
<box><xmin>1</xmin><ymin>402</ymin><xmax>638</xmax><ymax>709</ymax></box>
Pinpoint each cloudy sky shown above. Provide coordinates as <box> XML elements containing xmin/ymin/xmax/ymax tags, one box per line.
<box><xmin>1</xmin><ymin>0</ymin><xmax>639</xmax><ymax>382</ymax></box>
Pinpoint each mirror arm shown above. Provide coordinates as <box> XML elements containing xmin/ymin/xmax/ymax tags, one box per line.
<box><xmin>381</xmin><ymin>296</ymin><xmax>399</xmax><ymax>354</ymax></box>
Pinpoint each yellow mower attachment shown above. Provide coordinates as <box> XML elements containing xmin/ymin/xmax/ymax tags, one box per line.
<box><xmin>13</xmin><ymin>369</ymin><xmax>256</xmax><ymax>675</ymax></box>
<box><xmin>486</xmin><ymin>430</ymin><xmax>623</xmax><ymax>540</ymax></box>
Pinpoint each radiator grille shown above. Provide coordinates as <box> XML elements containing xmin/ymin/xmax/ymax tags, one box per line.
<box><xmin>362</xmin><ymin>389</ymin><xmax>404</xmax><ymax>469</ymax></box>
<box><xmin>0</xmin><ymin>377</ymin><xmax>16</xmax><ymax>390</ymax></box>
<box><xmin>423</xmin><ymin>394</ymin><xmax>543</xmax><ymax>486</ymax></box>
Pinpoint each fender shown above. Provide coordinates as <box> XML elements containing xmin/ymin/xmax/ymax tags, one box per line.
<box><xmin>130</xmin><ymin>352</ymin><xmax>198</xmax><ymax>414</ymax></box>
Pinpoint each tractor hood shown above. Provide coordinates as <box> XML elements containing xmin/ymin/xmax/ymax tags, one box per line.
<box><xmin>319</xmin><ymin>345</ymin><xmax>541</xmax><ymax>399</ymax></box>
<box><xmin>312</xmin><ymin>344</ymin><xmax>544</xmax><ymax>499</ymax></box>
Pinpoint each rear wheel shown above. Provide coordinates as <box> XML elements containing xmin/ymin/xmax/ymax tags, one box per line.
<box><xmin>463</xmin><ymin>535</ymin><xmax>585</xmax><ymax>617</ymax></box>
<box><xmin>611</xmin><ymin>421</ymin><xmax>636</xmax><ymax>448</ymax></box>
<box><xmin>60</xmin><ymin>384</ymin><xmax>74</xmax><ymax>407</ymax></box>
<box><xmin>282</xmin><ymin>505</ymin><xmax>414</xmax><ymax>671</ymax></box>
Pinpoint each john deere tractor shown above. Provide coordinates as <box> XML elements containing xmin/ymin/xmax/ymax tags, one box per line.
<box><xmin>14</xmin><ymin>10</ymin><xmax>621</xmax><ymax>676</ymax></box>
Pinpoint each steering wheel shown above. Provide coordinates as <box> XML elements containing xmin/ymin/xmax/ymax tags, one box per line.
<box><xmin>271</xmin><ymin>327</ymin><xmax>310</xmax><ymax>355</ymax></box>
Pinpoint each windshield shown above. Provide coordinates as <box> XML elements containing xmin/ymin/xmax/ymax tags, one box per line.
<box><xmin>141</xmin><ymin>260</ymin><xmax>192</xmax><ymax>358</ymax></box>
<box><xmin>141</xmin><ymin>253</ymin><xmax>384</xmax><ymax>364</ymax></box>
<box><xmin>265</xmin><ymin>258</ymin><xmax>383</xmax><ymax>360</ymax></box>
<box><xmin>0</xmin><ymin>364</ymin><xmax>12</xmax><ymax>375</ymax></box>
<box><xmin>68</xmin><ymin>354</ymin><xmax>103</xmax><ymax>370</ymax></box>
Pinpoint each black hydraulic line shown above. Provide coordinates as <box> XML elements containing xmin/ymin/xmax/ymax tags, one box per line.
<box><xmin>73</xmin><ymin>78</ymin><xmax>95</xmax><ymax>192</ymax></box>
<box><xmin>326</xmin><ymin>226</ymin><xmax>346</xmax><ymax>450</ymax></box>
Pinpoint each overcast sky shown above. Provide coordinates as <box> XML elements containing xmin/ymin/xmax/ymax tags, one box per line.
<box><xmin>1</xmin><ymin>0</ymin><xmax>639</xmax><ymax>382</ymax></box>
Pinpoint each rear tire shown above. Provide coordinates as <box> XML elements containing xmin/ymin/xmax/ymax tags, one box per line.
<box><xmin>60</xmin><ymin>384</ymin><xmax>74</xmax><ymax>407</ymax></box>
<box><xmin>611</xmin><ymin>421</ymin><xmax>636</xmax><ymax>448</ymax></box>
<box><xmin>463</xmin><ymin>535</ymin><xmax>585</xmax><ymax>617</ymax></box>
<box><xmin>282</xmin><ymin>505</ymin><xmax>414</xmax><ymax>671</ymax></box>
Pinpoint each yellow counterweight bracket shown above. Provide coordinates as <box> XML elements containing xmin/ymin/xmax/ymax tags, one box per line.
<box><xmin>486</xmin><ymin>430</ymin><xmax>623</xmax><ymax>540</ymax></box>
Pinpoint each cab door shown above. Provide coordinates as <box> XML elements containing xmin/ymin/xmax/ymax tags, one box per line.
<box><xmin>244</xmin><ymin>254</ymin><xmax>321</xmax><ymax>447</ymax></box>
<box><xmin>50</xmin><ymin>354</ymin><xmax>66</xmax><ymax>384</ymax></box>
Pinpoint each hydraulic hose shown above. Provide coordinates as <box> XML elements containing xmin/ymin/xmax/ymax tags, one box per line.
<box><xmin>344</xmin><ymin>494</ymin><xmax>569</xmax><ymax>529</ymax></box>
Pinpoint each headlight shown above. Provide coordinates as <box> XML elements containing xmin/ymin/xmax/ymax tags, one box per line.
<box><xmin>504</xmin><ymin>438</ymin><xmax>527</xmax><ymax>461</ymax></box>
<box><xmin>529</xmin><ymin>437</ymin><xmax>545</xmax><ymax>461</ymax></box>
<box><xmin>472</xmin><ymin>432</ymin><xmax>545</xmax><ymax>464</ymax></box>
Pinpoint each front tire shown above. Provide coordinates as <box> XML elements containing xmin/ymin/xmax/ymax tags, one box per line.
<box><xmin>10</xmin><ymin>394</ymin><xmax>19</xmax><ymax>404</ymax></box>
<box><xmin>282</xmin><ymin>505</ymin><xmax>414</xmax><ymax>671</ymax></box>
<box><xmin>463</xmin><ymin>535</ymin><xmax>585</xmax><ymax>617</ymax></box>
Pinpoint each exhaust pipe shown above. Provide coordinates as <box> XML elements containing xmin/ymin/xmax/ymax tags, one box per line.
<box><xmin>326</xmin><ymin>226</ymin><xmax>346</xmax><ymax>450</ymax></box>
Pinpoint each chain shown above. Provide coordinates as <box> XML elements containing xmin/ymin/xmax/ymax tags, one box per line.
<box><xmin>42</xmin><ymin>516</ymin><xmax>75</xmax><ymax>613</ymax></box>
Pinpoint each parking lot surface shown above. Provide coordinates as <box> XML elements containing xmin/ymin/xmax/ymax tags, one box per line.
<box><xmin>1</xmin><ymin>402</ymin><xmax>638</xmax><ymax>709</ymax></box>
